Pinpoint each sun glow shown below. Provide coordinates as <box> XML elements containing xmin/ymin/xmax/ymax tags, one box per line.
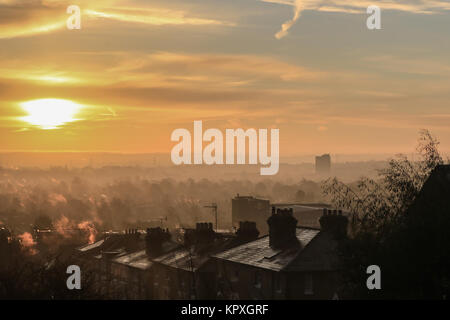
<box><xmin>20</xmin><ymin>99</ymin><xmax>83</xmax><ymax>130</ymax></box>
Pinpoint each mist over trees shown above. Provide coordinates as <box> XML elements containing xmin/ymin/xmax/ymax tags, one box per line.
<box><xmin>0</xmin><ymin>166</ymin><xmax>326</xmax><ymax>236</ymax></box>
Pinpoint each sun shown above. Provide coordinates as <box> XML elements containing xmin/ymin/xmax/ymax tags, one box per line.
<box><xmin>20</xmin><ymin>99</ymin><xmax>84</xmax><ymax>130</ymax></box>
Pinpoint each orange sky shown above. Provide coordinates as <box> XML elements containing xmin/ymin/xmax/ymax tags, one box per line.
<box><xmin>1</xmin><ymin>0</ymin><xmax>449</xmax><ymax>156</ymax></box>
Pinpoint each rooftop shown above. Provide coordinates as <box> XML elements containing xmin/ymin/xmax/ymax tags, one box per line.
<box><xmin>153</xmin><ymin>236</ymin><xmax>241</xmax><ymax>272</ymax></box>
<box><xmin>213</xmin><ymin>227</ymin><xmax>320</xmax><ymax>272</ymax></box>
<box><xmin>407</xmin><ymin>165</ymin><xmax>450</xmax><ymax>216</ymax></box>
<box><xmin>113</xmin><ymin>249</ymin><xmax>151</xmax><ymax>270</ymax></box>
<box><xmin>112</xmin><ymin>241</ymin><xmax>180</xmax><ymax>270</ymax></box>
<box><xmin>77</xmin><ymin>239</ymin><xmax>104</xmax><ymax>252</ymax></box>
<box><xmin>76</xmin><ymin>232</ymin><xmax>144</xmax><ymax>260</ymax></box>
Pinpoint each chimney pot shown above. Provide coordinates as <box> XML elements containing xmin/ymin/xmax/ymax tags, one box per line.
<box><xmin>267</xmin><ymin>207</ymin><xmax>298</xmax><ymax>249</ymax></box>
<box><xmin>236</xmin><ymin>221</ymin><xmax>259</xmax><ymax>242</ymax></box>
<box><xmin>319</xmin><ymin>209</ymin><xmax>348</xmax><ymax>238</ymax></box>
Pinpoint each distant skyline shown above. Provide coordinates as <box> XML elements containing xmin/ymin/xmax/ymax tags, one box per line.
<box><xmin>1</xmin><ymin>151</ymin><xmax>447</xmax><ymax>168</ymax></box>
<box><xmin>1</xmin><ymin>0</ymin><xmax>450</xmax><ymax>156</ymax></box>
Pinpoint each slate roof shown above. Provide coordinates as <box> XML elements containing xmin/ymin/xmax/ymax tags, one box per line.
<box><xmin>113</xmin><ymin>249</ymin><xmax>152</xmax><ymax>270</ymax></box>
<box><xmin>153</xmin><ymin>237</ymin><xmax>240</xmax><ymax>272</ymax></box>
<box><xmin>213</xmin><ymin>228</ymin><xmax>321</xmax><ymax>272</ymax></box>
<box><xmin>153</xmin><ymin>248</ymin><xmax>203</xmax><ymax>272</ymax></box>
<box><xmin>284</xmin><ymin>232</ymin><xmax>340</xmax><ymax>272</ymax></box>
<box><xmin>77</xmin><ymin>239</ymin><xmax>104</xmax><ymax>252</ymax></box>
<box><xmin>112</xmin><ymin>241</ymin><xmax>180</xmax><ymax>271</ymax></box>
<box><xmin>76</xmin><ymin>233</ymin><xmax>144</xmax><ymax>260</ymax></box>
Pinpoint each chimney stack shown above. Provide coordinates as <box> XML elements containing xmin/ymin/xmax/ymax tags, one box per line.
<box><xmin>146</xmin><ymin>227</ymin><xmax>171</xmax><ymax>257</ymax></box>
<box><xmin>267</xmin><ymin>208</ymin><xmax>298</xmax><ymax>249</ymax></box>
<box><xmin>319</xmin><ymin>208</ymin><xmax>348</xmax><ymax>238</ymax></box>
<box><xmin>184</xmin><ymin>222</ymin><xmax>216</xmax><ymax>247</ymax></box>
<box><xmin>236</xmin><ymin>221</ymin><xmax>259</xmax><ymax>242</ymax></box>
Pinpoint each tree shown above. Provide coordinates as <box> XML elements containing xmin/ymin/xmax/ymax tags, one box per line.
<box><xmin>323</xmin><ymin>130</ymin><xmax>448</xmax><ymax>299</ymax></box>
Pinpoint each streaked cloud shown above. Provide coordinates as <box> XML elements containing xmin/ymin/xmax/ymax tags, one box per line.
<box><xmin>0</xmin><ymin>51</ymin><xmax>326</xmax><ymax>92</ymax></box>
<box><xmin>0</xmin><ymin>0</ymin><xmax>66</xmax><ymax>39</ymax></box>
<box><xmin>85</xmin><ymin>7</ymin><xmax>234</xmax><ymax>26</ymax></box>
<box><xmin>275</xmin><ymin>0</ymin><xmax>303</xmax><ymax>39</ymax></box>
<box><xmin>263</xmin><ymin>0</ymin><xmax>450</xmax><ymax>38</ymax></box>
<box><xmin>0</xmin><ymin>0</ymin><xmax>233</xmax><ymax>39</ymax></box>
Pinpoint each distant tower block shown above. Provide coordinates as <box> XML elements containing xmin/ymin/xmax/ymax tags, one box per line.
<box><xmin>315</xmin><ymin>154</ymin><xmax>331</xmax><ymax>174</ymax></box>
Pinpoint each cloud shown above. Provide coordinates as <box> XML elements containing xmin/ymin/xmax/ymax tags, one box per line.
<box><xmin>0</xmin><ymin>0</ymin><xmax>67</xmax><ymax>39</ymax></box>
<box><xmin>275</xmin><ymin>0</ymin><xmax>304</xmax><ymax>39</ymax></box>
<box><xmin>85</xmin><ymin>7</ymin><xmax>234</xmax><ymax>26</ymax></box>
<box><xmin>362</xmin><ymin>55</ymin><xmax>450</xmax><ymax>76</ymax></box>
<box><xmin>0</xmin><ymin>50</ymin><xmax>326</xmax><ymax>92</ymax></box>
<box><xmin>0</xmin><ymin>0</ymin><xmax>233</xmax><ymax>39</ymax></box>
<box><xmin>264</xmin><ymin>0</ymin><xmax>450</xmax><ymax>38</ymax></box>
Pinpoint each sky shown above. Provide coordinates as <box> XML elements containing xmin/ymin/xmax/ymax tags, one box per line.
<box><xmin>0</xmin><ymin>0</ymin><xmax>449</xmax><ymax>157</ymax></box>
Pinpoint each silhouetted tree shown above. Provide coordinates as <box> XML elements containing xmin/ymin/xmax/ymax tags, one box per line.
<box><xmin>323</xmin><ymin>130</ymin><xmax>449</xmax><ymax>299</ymax></box>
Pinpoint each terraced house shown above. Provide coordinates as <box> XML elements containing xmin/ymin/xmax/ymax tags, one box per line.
<box><xmin>213</xmin><ymin>208</ymin><xmax>348</xmax><ymax>300</ymax></box>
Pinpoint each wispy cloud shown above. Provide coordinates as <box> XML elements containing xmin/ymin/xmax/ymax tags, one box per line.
<box><xmin>0</xmin><ymin>50</ymin><xmax>328</xmax><ymax>101</ymax></box>
<box><xmin>275</xmin><ymin>0</ymin><xmax>304</xmax><ymax>39</ymax></box>
<box><xmin>85</xmin><ymin>7</ymin><xmax>234</xmax><ymax>26</ymax></box>
<box><xmin>0</xmin><ymin>0</ymin><xmax>67</xmax><ymax>39</ymax></box>
<box><xmin>264</xmin><ymin>0</ymin><xmax>450</xmax><ymax>38</ymax></box>
<box><xmin>0</xmin><ymin>0</ymin><xmax>233</xmax><ymax>39</ymax></box>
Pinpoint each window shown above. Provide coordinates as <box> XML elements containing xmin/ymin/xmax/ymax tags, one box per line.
<box><xmin>304</xmin><ymin>273</ymin><xmax>314</xmax><ymax>295</ymax></box>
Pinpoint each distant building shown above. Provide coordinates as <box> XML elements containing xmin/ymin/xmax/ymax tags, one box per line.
<box><xmin>271</xmin><ymin>203</ymin><xmax>331</xmax><ymax>229</ymax></box>
<box><xmin>315</xmin><ymin>154</ymin><xmax>331</xmax><ymax>174</ymax></box>
<box><xmin>213</xmin><ymin>207</ymin><xmax>348</xmax><ymax>300</ymax></box>
<box><xmin>232</xmin><ymin>194</ymin><xmax>270</xmax><ymax>235</ymax></box>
